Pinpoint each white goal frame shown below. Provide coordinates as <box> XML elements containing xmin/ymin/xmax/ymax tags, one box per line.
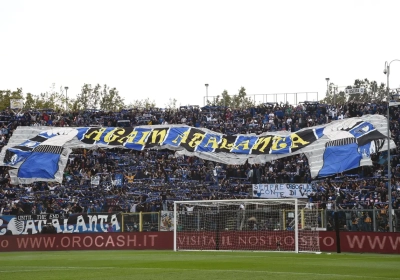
<box><xmin>173</xmin><ymin>198</ymin><xmax>320</xmax><ymax>253</ymax></box>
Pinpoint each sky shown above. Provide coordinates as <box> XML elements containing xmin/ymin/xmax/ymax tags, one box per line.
<box><xmin>1</xmin><ymin>0</ymin><xmax>400</xmax><ymax>108</ymax></box>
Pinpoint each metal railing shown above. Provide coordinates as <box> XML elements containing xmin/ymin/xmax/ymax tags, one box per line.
<box><xmin>204</xmin><ymin>92</ymin><xmax>319</xmax><ymax>106</ymax></box>
<box><xmin>325</xmin><ymin>209</ymin><xmax>399</xmax><ymax>232</ymax></box>
<box><xmin>121</xmin><ymin>212</ymin><xmax>160</xmax><ymax>232</ymax></box>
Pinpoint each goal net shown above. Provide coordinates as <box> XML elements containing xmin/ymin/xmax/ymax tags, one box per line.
<box><xmin>173</xmin><ymin>199</ymin><xmax>320</xmax><ymax>253</ymax></box>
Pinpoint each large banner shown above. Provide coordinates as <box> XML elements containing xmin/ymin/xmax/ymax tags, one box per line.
<box><xmin>252</xmin><ymin>184</ymin><xmax>313</xmax><ymax>198</ymax></box>
<box><xmin>0</xmin><ymin>213</ymin><xmax>121</xmax><ymax>235</ymax></box>
<box><xmin>0</xmin><ymin>115</ymin><xmax>394</xmax><ymax>184</ymax></box>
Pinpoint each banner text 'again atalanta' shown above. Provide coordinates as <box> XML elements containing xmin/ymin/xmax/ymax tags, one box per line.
<box><xmin>76</xmin><ymin>126</ymin><xmax>317</xmax><ymax>155</ymax></box>
<box><xmin>0</xmin><ymin>115</ymin><xmax>394</xmax><ymax>184</ymax></box>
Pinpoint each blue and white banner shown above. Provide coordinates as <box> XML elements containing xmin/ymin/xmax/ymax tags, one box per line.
<box><xmin>252</xmin><ymin>184</ymin><xmax>313</xmax><ymax>198</ymax></box>
<box><xmin>91</xmin><ymin>175</ymin><xmax>100</xmax><ymax>186</ymax></box>
<box><xmin>0</xmin><ymin>213</ymin><xmax>121</xmax><ymax>235</ymax></box>
<box><xmin>4</xmin><ymin>128</ymin><xmax>77</xmax><ymax>184</ymax></box>
<box><xmin>114</xmin><ymin>173</ymin><xmax>123</xmax><ymax>187</ymax></box>
<box><xmin>0</xmin><ymin>115</ymin><xmax>394</xmax><ymax>184</ymax></box>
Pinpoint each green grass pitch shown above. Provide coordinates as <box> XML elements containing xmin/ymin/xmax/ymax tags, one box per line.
<box><xmin>0</xmin><ymin>250</ymin><xmax>399</xmax><ymax>280</ymax></box>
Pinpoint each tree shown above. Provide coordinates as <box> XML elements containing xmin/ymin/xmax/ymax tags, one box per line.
<box><xmin>0</xmin><ymin>88</ymin><xmax>24</xmax><ymax>111</ymax></box>
<box><xmin>74</xmin><ymin>84</ymin><xmax>102</xmax><ymax>110</ymax></box>
<box><xmin>207</xmin><ymin>93</ymin><xmax>222</xmax><ymax>106</ymax></box>
<box><xmin>70</xmin><ymin>98</ymin><xmax>80</xmax><ymax>112</ymax></box>
<box><xmin>232</xmin><ymin>87</ymin><xmax>255</xmax><ymax>108</ymax></box>
<box><xmin>99</xmin><ymin>85</ymin><xmax>125</xmax><ymax>111</ymax></box>
<box><xmin>165</xmin><ymin>98</ymin><xmax>178</xmax><ymax>110</ymax></box>
<box><xmin>34</xmin><ymin>92</ymin><xmax>65</xmax><ymax>110</ymax></box>
<box><xmin>19</xmin><ymin>84</ymin><xmax>66</xmax><ymax>111</ymax></box>
<box><xmin>126</xmin><ymin>98</ymin><xmax>156</xmax><ymax>109</ymax></box>
<box><xmin>319</xmin><ymin>83</ymin><xmax>347</xmax><ymax>105</ymax></box>
<box><xmin>206</xmin><ymin>87</ymin><xmax>255</xmax><ymax>109</ymax></box>
<box><xmin>208</xmin><ymin>90</ymin><xmax>231</xmax><ymax>107</ymax></box>
<box><xmin>320</xmin><ymin>79</ymin><xmax>387</xmax><ymax>105</ymax></box>
<box><xmin>220</xmin><ymin>90</ymin><xmax>231</xmax><ymax>106</ymax></box>
<box><xmin>24</xmin><ymin>93</ymin><xmax>36</xmax><ymax>110</ymax></box>
<box><xmin>374</xmin><ymin>82</ymin><xmax>387</xmax><ymax>102</ymax></box>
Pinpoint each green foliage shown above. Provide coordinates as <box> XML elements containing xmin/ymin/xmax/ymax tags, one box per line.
<box><xmin>2</xmin><ymin>78</ymin><xmax>388</xmax><ymax>113</ymax></box>
<box><xmin>99</xmin><ymin>85</ymin><xmax>125</xmax><ymax>111</ymax></box>
<box><xmin>24</xmin><ymin>93</ymin><xmax>36</xmax><ymax>109</ymax></box>
<box><xmin>71</xmin><ymin>83</ymin><xmax>126</xmax><ymax>111</ymax></box>
<box><xmin>320</xmin><ymin>79</ymin><xmax>387</xmax><ymax>105</ymax></box>
<box><xmin>126</xmin><ymin>98</ymin><xmax>156</xmax><ymax>110</ymax></box>
<box><xmin>2</xmin><ymin>83</ymin><xmax>154</xmax><ymax>112</ymax></box>
<box><xmin>35</xmin><ymin>92</ymin><xmax>66</xmax><ymax>111</ymax></box>
<box><xmin>165</xmin><ymin>98</ymin><xmax>178</xmax><ymax>110</ymax></box>
<box><xmin>208</xmin><ymin>87</ymin><xmax>255</xmax><ymax>108</ymax></box>
<box><xmin>0</xmin><ymin>88</ymin><xmax>24</xmax><ymax>111</ymax></box>
<box><xmin>74</xmin><ymin>84</ymin><xmax>101</xmax><ymax>110</ymax></box>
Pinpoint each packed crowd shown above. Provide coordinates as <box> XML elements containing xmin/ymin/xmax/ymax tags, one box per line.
<box><xmin>0</xmin><ymin>101</ymin><xmax>400</xmax><ymax>231</ymax></box>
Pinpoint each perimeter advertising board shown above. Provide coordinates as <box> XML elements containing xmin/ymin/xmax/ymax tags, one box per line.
<box><xmin>1</xmin><ymin>231</ymin><xmax>400</xmax><ymax>254</ymax></box>
<box><xmin>0</xmin><ymin>232</ymin><xmax>173</xmax><ymax>252</ymax></box>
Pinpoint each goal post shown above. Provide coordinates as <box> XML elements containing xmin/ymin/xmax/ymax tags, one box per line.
<box><xmin>173</xmin><ymin>198</ymin><xmax>320</xmax><ymax>253</ymax></box>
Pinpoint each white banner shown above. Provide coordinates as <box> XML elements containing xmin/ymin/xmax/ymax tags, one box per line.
<box><xmin>345</xmin><ymin>88</ymin><xmax>365</xmax><ymax>94</ymax></box>
<box><xmin>159</xmin><ymin>211</ymin><xmax>174</xmax><ymax>231</ymax></box>
<box><xmin>252</xmin><ymin>183</ymin><xmax>313</xmax><ymax>199</ymax></box>
<box><xmin>91</xmin><ymin>175</ymin><xmax>100</xmax><ymax>186</ymax></box>
<box><xmin>10</xmin><ymin>99</ymin><xmax>24</xmax><ymax>109</ymax></box>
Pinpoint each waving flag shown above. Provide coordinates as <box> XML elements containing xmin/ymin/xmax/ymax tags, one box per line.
<box><xmin>4</xmin><ymin>128</ymin><xmax>78</xmax><ymax>184</ymax></box>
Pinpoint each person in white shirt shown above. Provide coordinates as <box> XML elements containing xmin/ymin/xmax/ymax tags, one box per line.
<box><xmin>186</xmin><ymin>205</ymin><xmax>194</xmax><ymax>215</ymax></box>
<box><xmin>247</xmin><ymin>168</ymin><xmax>253</xmax><ymax>180</ymax></box>
<box><xmin>326</xmin><ymin>198</ymin><xmax>334</xmax><ymax>210</ymax></box>
<box><xmin>1</xmin><ymin>127</ymin><xmax>7</xmax><ymax>136</ymax></box>
<box><xmin>329</xmin><ymin>107</ymin><xmax>337</xmax><ymax>119</ymax></box>
<box><xmin>48</xmin><ymin>184</ymin><xmax>57</xmax><ymax>194</ymax></box>
<box><xmin>130</xmin><ymin>202</ymin><xmax>138</xmax><ymax>213</ymax></box>
<box><xmin>269</xmin><ymin>112</ymin><xmax>274</xmax><ymax>120</ymax></box>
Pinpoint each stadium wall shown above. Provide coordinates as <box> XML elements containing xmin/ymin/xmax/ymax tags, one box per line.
<box><xmin>1</xmin><ymin>231</ymin><xmax>400</xmax><ymax>253</ymax></box>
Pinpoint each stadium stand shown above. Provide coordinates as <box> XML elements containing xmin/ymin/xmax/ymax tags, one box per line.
<box><xmin>0</xmin><ymin>101</ymin><xmax>400</xmax><ymax>232</ymax></box>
